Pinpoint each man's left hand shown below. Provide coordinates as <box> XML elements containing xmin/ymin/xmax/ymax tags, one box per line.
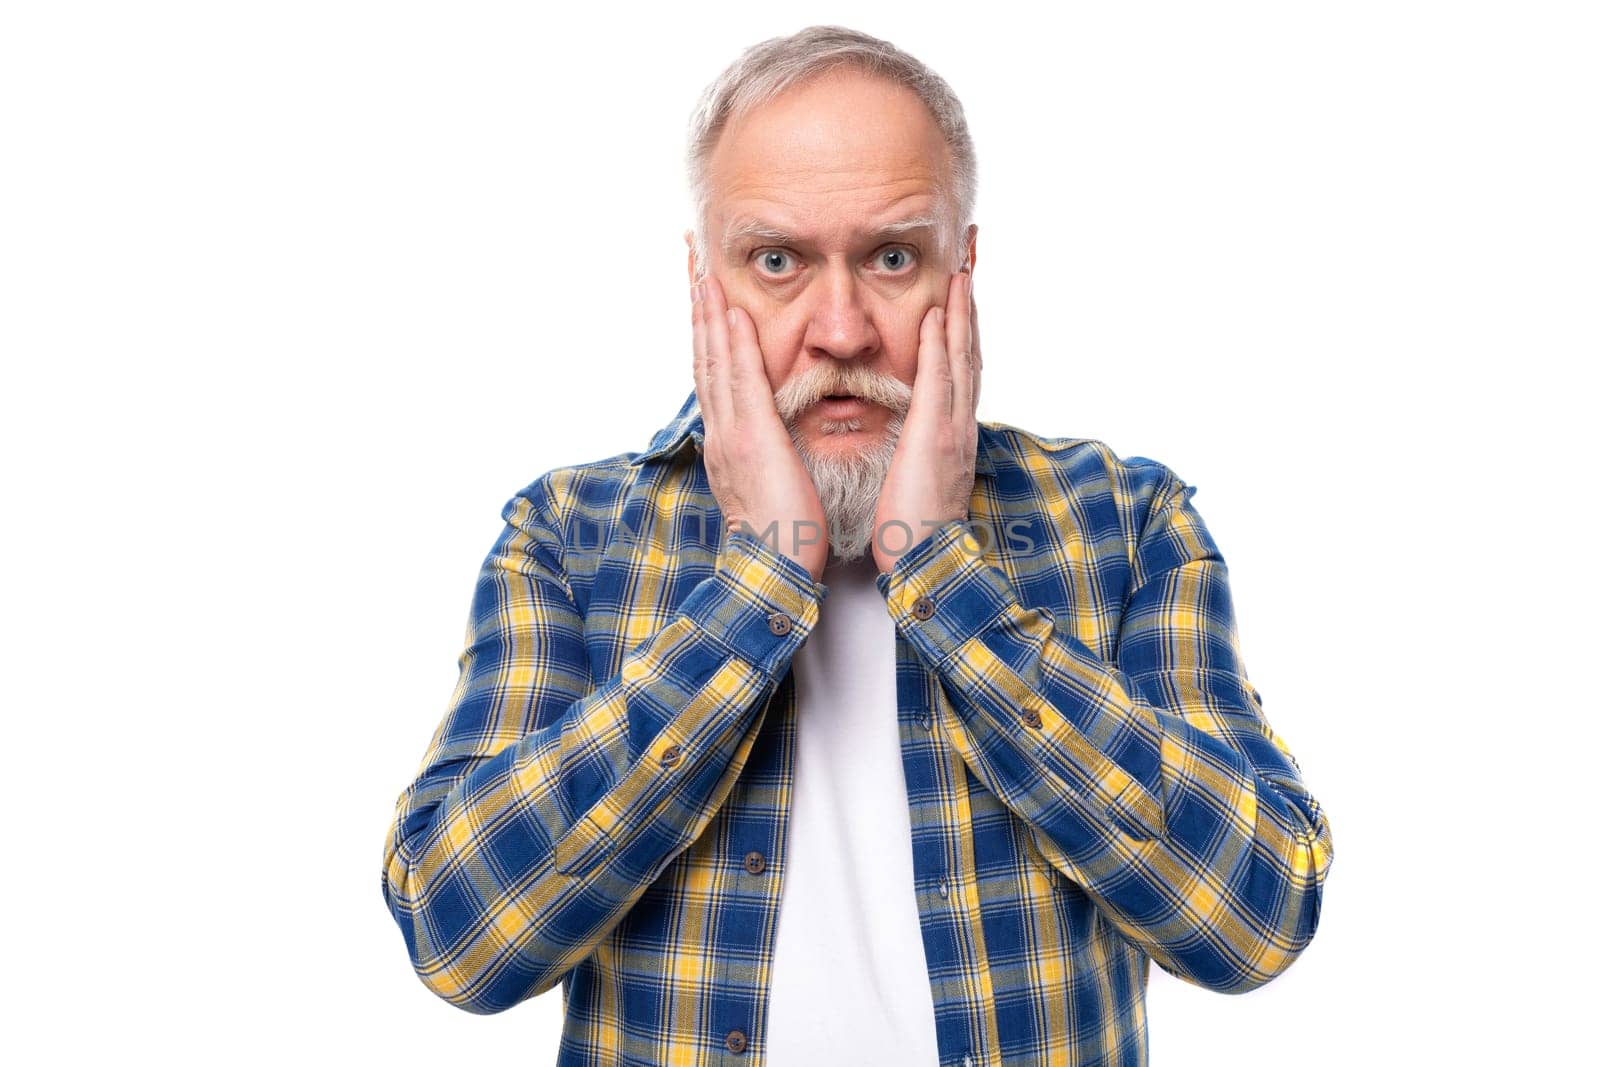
<box><xmin>871</xmin><ymin>269</ymin><xmax>982</xmax><ymax>575</ymax></box>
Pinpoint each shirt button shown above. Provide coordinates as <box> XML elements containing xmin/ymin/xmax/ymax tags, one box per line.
<box><xmin>767</xmin><ymin>612</ymin><xmax>792</xmax><ymax>635</ymax></box>
<box><xmin>725</xmin><ymin>1029</ymin><xmax>748</xmax><ymax>1054</ymax></box>
<box><xmin>964</xmin><ymin>1055</ymin><xmax>975</xmax><ymax>1067</ymax></box>
<box><xmin>918</xmin><ymin>711</ymin><xmax>933</xmax><ymax>732</ymax></box>
<box><xmin>743</xmin><ymin>850</ymin><xmax>767</xmax><ymax>874</ymax></box>
<box><xmin>911</xmin><ymin>596</ymin><xmax>936</xmax><ymax>620</ymax></box>
<box><xmin>939</xmin><ymin>879</ymin><xmax>949</xmax><ymax>898</ymax></box>
<box><xmin>659</xmin><ymin>744</ymin><xmax>682</xmax><ymax>767</ymax></box>
<box><xmin>1023</xmin><ymin>707</ymin><xmax>1042</xmax><ymax>729</ymax></box>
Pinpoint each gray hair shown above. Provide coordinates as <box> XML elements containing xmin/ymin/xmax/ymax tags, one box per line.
<box><xmin>685</xmin><ymin>25</ymin><xmax>977</xmax><ymax>283</ymax></box>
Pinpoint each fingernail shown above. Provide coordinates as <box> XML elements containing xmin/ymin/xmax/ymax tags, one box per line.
<box><xmin>727</xmin><ymin>308</ymin><xmax>738</xmax><ymax>328</ymax></box>
<box><xmin>692</xmin><ymin>282</ymin><xmax>702</xmax><ymax>303</ymax></box>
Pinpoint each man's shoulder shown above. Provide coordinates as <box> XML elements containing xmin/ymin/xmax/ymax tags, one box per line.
<box><xmin>494</xmin><ymin>446</ymin><xmax>659</xmax><ymax>542</ymax></box>
<box><xmin>979</xmin><ymin>420</ymin><xmax>1185</xmax><ymax>508</ymax></box>
<box><xmin>980</xmin><ymin>423</ymin><xmax>1210</xmax><ymax>571</ymax></box>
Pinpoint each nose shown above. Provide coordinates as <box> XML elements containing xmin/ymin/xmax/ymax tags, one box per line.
<box><xmin>801</xmin><ymin>265</ymin><xmax>880</xmax><ymax>363</ymax></box>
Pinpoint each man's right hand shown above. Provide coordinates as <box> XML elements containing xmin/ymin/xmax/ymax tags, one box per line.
<box><xmin>692</xmin><ymin>274</ymin><xmax>829</xmax><ymax>582</ymax></box>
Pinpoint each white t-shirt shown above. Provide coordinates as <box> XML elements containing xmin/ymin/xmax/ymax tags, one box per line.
<box><xmin>764</xmin><ymin>553</ymin><xmax>941</xmax><ymax>1066</ymax></box>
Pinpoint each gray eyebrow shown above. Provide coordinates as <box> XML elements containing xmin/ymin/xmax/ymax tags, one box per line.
<box><xmin>721</xmin><ymin>213</ymin><xmax>944</xmax><ymax>255</ymax></box>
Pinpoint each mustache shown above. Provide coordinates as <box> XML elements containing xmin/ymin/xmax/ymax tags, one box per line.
<box><xmin>773</xmin><ymin>363</ymin><xmax>913</xmax><ymax>422</ymax></box>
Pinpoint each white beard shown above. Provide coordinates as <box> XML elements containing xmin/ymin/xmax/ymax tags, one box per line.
<box><xmin>772</xmin><ymin>360</ymin><xmax>914</xmax><ymax>566</ymax></box>
<box><xmin>786</xmin><ymin>411</ymin><xmax>905</xmax><ymax>565</ymax></box>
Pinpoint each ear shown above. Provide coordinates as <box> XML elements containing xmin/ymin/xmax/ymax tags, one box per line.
<box><xmin>961</xmin><ymin>224</ymin><xmax>978</xmax><ymax>274</ymax></box>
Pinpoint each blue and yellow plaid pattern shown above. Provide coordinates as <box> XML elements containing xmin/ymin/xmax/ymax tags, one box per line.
<box><xmin>382</xmin><ymin>387</ymin><xmax>1334</xmax><ymax>1066</ymax></box>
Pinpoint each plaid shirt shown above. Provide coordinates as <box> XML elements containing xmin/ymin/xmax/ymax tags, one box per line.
<box><xmin>382</xmin><ymin>387</ymin><xmax>1334</xmax><ymax>1066</ymax></box>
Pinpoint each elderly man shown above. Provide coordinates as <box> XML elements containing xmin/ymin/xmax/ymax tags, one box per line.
<box><xmin>382</xmin><ymin>24</ymin><xmax>1333</xmax><ymax>1067</ymax></box>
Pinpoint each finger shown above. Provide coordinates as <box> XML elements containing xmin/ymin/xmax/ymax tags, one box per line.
<box><xmin>914</xmin><ymin>300</ymin><xmax>953</xmax><ymax>421</ymax></box>
<box><xmin>702</xmin><ymin>274</ymin><xmax>736</xmax><ymax>431</ymax></box>
<box><xmin>725</xmin><ymin>302</ymin><xmax>779</xmax><ymax>421</ymax></box>
<box><xmin>692</xmin><ymin>281</ymin><xmax>716</xmax><ymax>435</ymax></box>
<box><xmin>966</xmin><ymin>283</ymin><xmax>979</xmax><ymax>412</ymax></box>
<box><xmin>720</xmin><ymin>294</ymin><xmax>752</xmax><ymax>407</ymax></box>
<box><xmin>945</xmin><ymin>271</ymin><xmax>973</xmax><ymax>422</ymax></box>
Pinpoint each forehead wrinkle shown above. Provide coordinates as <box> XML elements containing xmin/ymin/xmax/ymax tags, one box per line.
<box><xmin>719</xmin><ymin>197</ymin><xmax>951</xmax><ymax>258</ymax></box>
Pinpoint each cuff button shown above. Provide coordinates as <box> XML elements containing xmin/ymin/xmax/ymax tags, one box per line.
<box><xmin>911</xmin><ymin>596</ymin><xmax>936</xmax><ymax>620</ymax></box>
<box><xmin>767</xmin><ymin>612</ymin><xmax>793</xmax><ymax>635</ymax></box>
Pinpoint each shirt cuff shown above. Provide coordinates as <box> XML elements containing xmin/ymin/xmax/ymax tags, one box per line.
<box><xmin>874</xmin><ymin>519</ymin><xmax>1009</xmax><ymax>667</ymax></box>
<box><xmin>675</xmin><ymin>526</ymin><xmax>828</xmax><ymax>678</ymax></box>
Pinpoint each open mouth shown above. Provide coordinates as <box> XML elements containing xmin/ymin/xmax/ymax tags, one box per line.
<box><xmin>816</xmin><ymin>394</ymin><xmax>869</xmax><ymax>415</ymax></box>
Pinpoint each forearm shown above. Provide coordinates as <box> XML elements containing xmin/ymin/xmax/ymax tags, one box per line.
<box><xmin>383</xmin><ymin>527</ymin><xmax>824</xmax><ymax>1012</ymax></box>
<box><xmin>880</xmin><ymin>519</ymin><xmax>1333</xmax><ymax>993</ymax></box>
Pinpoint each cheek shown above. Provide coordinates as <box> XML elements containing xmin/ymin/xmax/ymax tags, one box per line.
<box><xmin>749</xmin><ymin>316</ymin><xmax>806</xmax><ymax>390</ymax></box>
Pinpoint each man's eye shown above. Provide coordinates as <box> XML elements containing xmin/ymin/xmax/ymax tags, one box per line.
<box><xmin>750</xmin><ymin>245</ymin><xmax>918</xmax><ymax>278</ymax></box>
<box><xmin>876</xmin><ymin>246</ymin><xmax>917</xmax><ymax>273</ymax></box>
<box><xmin>753</xmin><ymin>249</ymin><xmax>795</xmax><ymax>275</ymax></box>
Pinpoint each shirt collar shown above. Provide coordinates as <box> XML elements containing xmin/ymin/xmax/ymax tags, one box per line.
<box><xmin>629</xmin><ymin>387</ymin><xmax>997</xmax><ymax>476</ymax></box>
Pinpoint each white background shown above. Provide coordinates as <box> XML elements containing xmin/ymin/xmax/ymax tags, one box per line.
<box><xmin>3</xmin><ymin>1</ymin><xmax>1594</xmax><ymax>1062</ymax></box>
